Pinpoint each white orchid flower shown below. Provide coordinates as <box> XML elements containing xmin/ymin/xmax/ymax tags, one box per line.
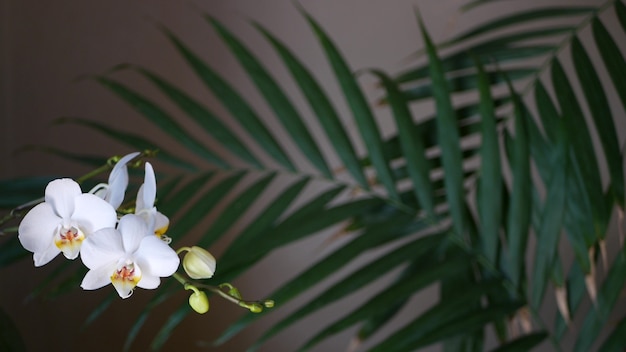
<box><xmin>80</xmin><ymin>214</ymin><xmax>180</xmax><ymax>299</ymax></box>
<box><xmin>91</xmin><ymin>152</ymin><xmax>140</xmax><ymax>209</ymax></box>
<box><xmin>135</xmin><ymin>162</ymin><xmax>169</xmax><ymax>236</ymax></box>
<box><xmin>18</xmin><ymin>178</ymin><xmax>117</xmax><ymax>267</ymax></box>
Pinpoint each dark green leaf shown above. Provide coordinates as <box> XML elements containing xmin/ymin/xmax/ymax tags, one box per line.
<box><xmin>218</xmin><ymin>177</ymin><xmax>310</xmax><ymax>262</ymax></box>
<box><xmin>371</xmin><ymin>70</ymin><xmax>434</xmax><ymax>216</ymax></box>
<box><xmin>214</xmin><ymin>208</ymin><xmax>419</xmax><ymax>345</ymax></box>
<box><xmin>448</xmin><ymin>7</ymin><xmax>593</xmax><ymax>44</ymax></box>
<box><xmin>97</xmin><ymin>77</ymin><xmax>229</xmax><ymax>169</ymax></box>
<box><xmin>196</xmin><ymin>172</ymin><xmax>276</xmax><ymax>249</ymax></box>
<box><xmin>592</xmin><ymin>17</ymin><xmax>626</xmax><ymax>116</ymax></box>
<box><xmin>617</xmin><ymin>0</ymin><xmax>626</xmax><ymax>34</ymax></box>
<box><xmin>0</xmin><ymin>176</ymin><xmax>51</xmax><ymax>209</ymax></box>
<box><xmin>15</xmin><ymin>146</ymin><xmax>105</xmax><ymax>167</ymax></box>
<box><xmin>299</xmin><ymin>254</ymin><xmax>469</xmax><ymax>351</ymax></box>
<box><xmin>83</xmin><ymin>292</ymin><xmax>116</xmax><ymax>329</ymax></box>
<box><xmin>475</xmin><ymin>57</ymin><xmax>502</xmax><ymax>263</ymax></box>
<box><xmin>0</xmin><ymin>236</ymin><xmax>29</xmax><ymax>267</ymax></box>
<box><xmin>303</xmin><ymin>11</ymin><xmax>399</xmax><ymax>200</ymax></box>
<box><xmin>221</xmin><ymin>185</ymin><xmax>348</xmax><ymax>274</ymax></box>
<box><xmin>396</xmin><ymin>46</ymin><xmax>553</xmax><ymax>84</ymax></box>
<box><xmin>418</xmin><ymin>11</ymin><xmax>466</xmax><ymax>236</ymax></box>
<box><xmin>170</xmin><ymin>171</ymin><xmax>246</xmax><ymax>237</ymax></box>
<box><xmin>505</xmin><ymin>85</ymin><xmax>531</xmax><ymax>291</ymax></box>
<box><xmin>160</xmin><ymin>28</ymin><xmax>295</xmax><ymax>171</ymax></box>
<box><xmin>208</xmin><ymin>17</ymin><xmax>332</xmax><ymax>177</ymax></box>
<box><xmin>531</xmin><ymin>120</ymin><xmax>568</xmax><ymax>309</ymax></box>
<box><xmin>151</xmin><ymin>304</ymin><xmax>192</xmax><ymax>351</ymax></box>
<box><xmin>123</xmin><ymin>280</ymin><xmax>178</xmax><ymax>351</ymax></box>
<box><xmin>574</xmin><ymin>244</ymin><xmax>626</xmax><ymax>352</ymax></box>
<box><xmin>252</xmin><ymin>233</ymin><xmax>445</xmax><ymax>348</ymax></box>
<box><xmin>552</xmin><ymin>55</ymin><xmax>608</xmax><ymax>240</ymax></box>
<box><xmin>598</xmin><ymin>315</ymin><xmax>626</xmax><ymax>352</ymax></box>
<box><xmin>157</xmin><ymin>172</ymin><xmax>215</xmax><ymax>220</ymax></box>
<box><xmin>134</xmin><ymin>68</ymin><xmax>262</xmax><ymax>168</ymax></box>
<box><xmin>403</xmin><ymin>68</ymin><xmax>536</xmax><ymax>102</ymax></box>
<box><xmin>255</xmin><ymin>22</ymin><xmax>368</xmax><ymax>187</ymax></box>
<box><xmin>370</xmin><ymin>281</ymin><xmax>516</xmax><ymax>352</ymax></box>
<box><xmin>0</xmin><ymin>307</ymin><xmax>25</xmax><ymax>352</ymax></box>
<box><xmin>489</xmin><ymin>332</ymin><xmax>548</xmax><ymax>352</ymax></box>
<box><xmin>54</xmin><ymin>117</ymin><xmax>196</xmax><ymax>171</ymax></box>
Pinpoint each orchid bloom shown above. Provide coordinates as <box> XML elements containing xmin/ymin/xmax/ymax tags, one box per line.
<box><xmin>91</xmin><ymin>152</ymin><xmax>140</xmax><ymax>209</ymax></box>
<box><xmin>80</xmin><ymin>214</ymin><xmax>179</xmax><ymax>298</ymax></box>
<box><xmin>135</xmin><ymin>162</ymin><xmax>169</xmax><ymax>236</ymax></box>
<box><xmin>18</xmin><ymin>178</ymin><xmax>117</xmax><ymax>267</ymax></box>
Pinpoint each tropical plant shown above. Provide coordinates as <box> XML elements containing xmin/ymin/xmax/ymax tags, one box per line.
<box><xmin>2</xmin><ymin>0</ymin><xmax>626</xmax><ymax>351</ymax></box>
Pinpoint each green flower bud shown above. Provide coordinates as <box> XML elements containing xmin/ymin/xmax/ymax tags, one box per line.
<box><xmin>188</xmin><ymin>290</ymin><xmax>210</xmax><ymax>314</ymax></box>
<box><xmin>183</xmin><ymin>246</ymin><xmax>216</xmax><ymax>279</ymax></box>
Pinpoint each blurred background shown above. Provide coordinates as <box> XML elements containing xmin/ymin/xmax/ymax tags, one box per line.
<box><xmin>0</xmin><ymin>0</ymin><xmax>622</xmax><ymax>351</ymax></box>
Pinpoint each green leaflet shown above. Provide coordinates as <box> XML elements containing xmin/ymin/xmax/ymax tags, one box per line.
<box><xmin>570</xmin><ymin>37</ymin><xmax>623</xmax><ymax>207</ymax></box>
<box><xmin>371</xmin><ymin>70</ymin><xmax>434</xmax><ymax>216</ymax></box>
<box><xmin>196</xmin><ymin>172</ymin><xmax>276</xmax><ymax>249</ymax></box>
<box><xmin>505</xmin><ymin>86</ymin><xmax>531</xmax><ymax>292</ymax></box>
<box><xmin>475</xmin><ymin>57</ymin><xmax>502</xmax><ymax>264</ymax></box>
<box><xmin>0</xmin><ymin>307</ymin><xmax>25</xmax><ymax>352</ymax></box>
<box><xmin>254</xmin><ymin>22</ymin><xmax>368</xmax><ymax>187</ymax></box>
<box><xmin>299</xmin><ymin>254</ymin><xmax>471</xmax><ymax>351</ymax></box>
<box><xmin>97</xmin><ymin>77</ymin><xmax>229</xmax><ymax>169</ymax></box>
<box><xmin>598</xmin><ymin>315</ymin><xmax>626</xmax><ymax>351</ymax></box>
<box><xmin>54</xmin><ymin>117</ymin><xmax>197</xmax><ymax>171</ymax></box>
<box><xmin>208</xmin><ymin>17</ymin><xmax>332</xmax><ymax>177</ymax></box>
<box><xmin>530</xmin><ymin>121</ymin><xmax>568</xmax><ymax>309</ymax></box>
<box><xmin>370</xmin><ymin>280</ymin><xmax>518</xmax><ymax>351</ymax></box>
<box><xmin>250</xmin><ymin>233</ymin><xmax>446</xmax><ymax>349</ymax></box>
<box><xmin>214</xmin><ymin>208</ymin><xmax>419</xmax><ymax>346</ymax></box>
<box><xmin>574</xmin><ymin>243</ymin><xmax>626</xmax><ymax>352</ymax></box>
<box><xmin>302</xmin><ymin>11</ymin><xmax>399</xmax><ymax>200</ymax></box>
<box><xmin>448</xmin><ymin>7</ymin><xmax>593</xmax><ymax>44</ymax></box>
<box><xmin>160</xmin><ymin>27</ymin><xmax>296</xmax><ymax>171</ymax></box>
<box><xmin>551</xmin><ymin>60</ymin><xmax>607</xmax><ymax>239</ymax></box>
<box><xmin>403</xmin><ymin>68</ymin><xmax>536</xmax><ymax>102</ymax></box>
<box><xmin>218</xmin><ymin>177</ymin><xmax>310</xmax><ymax>262</ymax></box>
<box><xmin>489</xmin><ymin>332</ymin><xmax>548</xmax><ymax>352</ymax></box>
<box><xmin>592</xmin><ymin>17</ymin><xmax>626</xmax><ymax>118</ymax></box>
<box><xmin>418</xmin><ymin>11</ymin><xmax>466</xmax><ymax>237</ymax></box>
<box><xmin>133</xmin><ymin>68</ymin><xmax>262</xmax><ymax>168</ymax></box>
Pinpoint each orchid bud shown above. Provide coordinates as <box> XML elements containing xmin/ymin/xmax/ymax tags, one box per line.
<box><xmin>182</xmin><ymin>246</ymin><xmax>216</xmax><ymax>279</ymax></box>
<box><xmin>188</xmin><ymin>290</ymin><xmax>209</xmax><ymax>314</ymax></box>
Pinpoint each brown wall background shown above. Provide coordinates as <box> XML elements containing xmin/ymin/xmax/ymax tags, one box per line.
<box><xmin>1</xmin><ymin>0</ymin><xmax>622</xmax><ymax>351</ymax></box>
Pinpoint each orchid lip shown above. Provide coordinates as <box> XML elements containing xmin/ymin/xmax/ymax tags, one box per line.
<box><xmin>111</xmin><ymin>259</ymin><xmax>142</xmax><ymax>299</ymax></box>
<box><xmin>54</xmin><ymin>225</ymin><xmax>85</xmax><ymax>260</ymax></box>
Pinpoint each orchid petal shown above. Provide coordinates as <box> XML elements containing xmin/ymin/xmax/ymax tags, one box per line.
<box><xmin>81</xmin><ymin>262</ymin><xmax>117</xmax><ymax>290</ymax></box>
<box><xmin>72</xmin><ymin>194</ymin><xmax>117</xmax><ymax>235</ymax></box>
<box><xmin>137</xmin><ymin>273</ymin><xmax>160</xmax><ymax>289</ymax></box>
<box><xmin>18</xmin><ymin>203</ymin><xmax>60</xmax><ymax>253</ymax></box>
<box><xmin>106</xmin><ymin>152</ymin><xmax>140</xmax><ymax>209</ymax></box>
<box><xmin>141</xmin><ymin>162</ymin><xmax>157</xmax><ymax>210</ymax></box>
<box><xmin>33</xmin><ymin>242</ymin><xmax>61</xmax><ymax>267</ymax></box>
<box><xmin>154</xmin><ymin>212</ymin><xmax>170</xmax><ymax>236</ymax></box>
<box><xmin>135</xmin><ymin>206</ymin><xmax>157</xmax><ymax>235</ymax></box>
<box><xmin>45</xmin><ymin>179</ymin><xmax>81</xmax><ymax>219</ymax></box>
<box><xmin>80</xmin><ymin>228</ymin><xmax>124</xmax><ymax>269</ymax></box>
<box><xmin>135</xmin><ymin>236</ymin><xmax>179</xmax><ymax>277</ymax></box>
<box><xmin>117</xmin><ymin>214</ymin><xmax>149</xmax><ymax>253</ymax></box>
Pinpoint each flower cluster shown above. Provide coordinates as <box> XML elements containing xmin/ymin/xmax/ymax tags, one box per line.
<box><xmin>14</xmin><ymin>152</ymin><xmax>271</xmax><ymax>314</ymax></box>
<box><xmin>18</xmin><ymin>153</ymin><xmax>184</xmax><ymax>299</ymax></box>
